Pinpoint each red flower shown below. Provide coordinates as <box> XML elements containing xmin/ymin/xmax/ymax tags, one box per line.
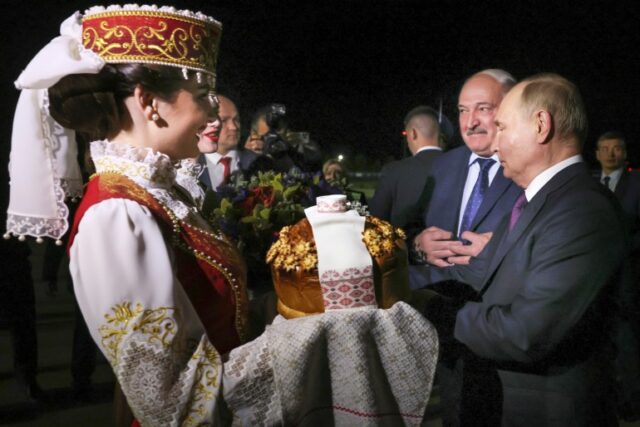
<box><xmin>239</xmin><ymin>194</ymin><xmax>256</xmax><ymax>216</ymax></box>
<box><xmin>254</xmin><ymin>186</ymin><xmax>276</xmax><ymax>208</ymax></box>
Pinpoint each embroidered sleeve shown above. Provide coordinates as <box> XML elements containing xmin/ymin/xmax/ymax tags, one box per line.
<box><xmin>69</xmin><ymin>198</ymin><xmax>222</xmax><ymax>426</ymax></box>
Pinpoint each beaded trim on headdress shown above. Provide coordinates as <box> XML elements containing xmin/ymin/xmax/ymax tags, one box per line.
<box><xmin>82</xmin><ymin>4</ymin><xmax>222</xmax><ymax>76</ymax></box>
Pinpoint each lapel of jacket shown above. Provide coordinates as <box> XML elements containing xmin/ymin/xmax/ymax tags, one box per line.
<box><xmin>197</xmin><ymin>155</ymin><xmax>212</xmax><ymax>189</ymax></box>
<box><xmin>443</xmin><ymin>147</ymin><xmax>471</xmax><ymax>234</ymax></box>
<box><xmin>470</xmin><ymin>167</ymin><xmax>513</xmax><ymax>231</ymax></box>
<box><xmin>615</xmin><ymin>169</ymin><xmax>629</xmax><ymax>198</ymax></box>
<box><xmin>480</xmin><ymin>163</ymin><xmax>585</xmax><ymax>291</ymax></box>
<box><xmin>239</xmin><ymin>149</ymin><xmax>258</xmax><ymax>171</ymax></box>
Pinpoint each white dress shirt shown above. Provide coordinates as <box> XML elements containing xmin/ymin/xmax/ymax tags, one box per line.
<box><xmin>599</xmin><ymin>167</ymin><xmax>623</xmax><ymax>192</ymax></box>
<box><xmin>525</xmin><ymin>155</ymin><xmax>583</xmax><ymax>201</ymax></box>
<box><xmin>415</xmin><ymin>146</ymin><xmax>443</xmax><ymax>155</ymax></box>
<box><xmin>204</xmin><ymin>149</ymin><xmax>240</xmax><ymax>189</ymax></box>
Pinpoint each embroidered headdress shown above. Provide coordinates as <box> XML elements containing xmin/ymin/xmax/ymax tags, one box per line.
<box><xmin>5</xmin><ymin>5</ymin><xmax>221</xmax><ymax>244</ymax></box>
<box><xmin>82</xmin><ymin>5</ymin><xmax>221</xmax><ymax>78</ymax></box>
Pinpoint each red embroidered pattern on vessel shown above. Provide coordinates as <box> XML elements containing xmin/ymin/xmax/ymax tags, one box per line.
<box><xmin>317</xmin><ymin>198</ymin><xmax>347</xmax><ymax>212</ymax></box>
<box><xmin>319</xmin><ymin>266</ymin><xmax>376</xmax><ymax>310</ymax></box>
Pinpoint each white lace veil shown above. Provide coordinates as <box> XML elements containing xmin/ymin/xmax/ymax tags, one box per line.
<box><xmin>5</xmin><ymin>12</ymin><xmax>103</xmax><ymax>243</ymax></box>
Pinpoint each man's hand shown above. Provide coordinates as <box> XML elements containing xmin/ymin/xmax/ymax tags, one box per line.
<box><xmin>414</xmin><ymin>226</ymin><xmax>463</xmax><ymax>268</ymax></box>
<box><xmin>447</xmin><ymin>231</ymin><xmax>493</xmax><ymax>265</ymax></box>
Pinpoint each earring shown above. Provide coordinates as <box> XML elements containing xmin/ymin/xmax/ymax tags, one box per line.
<box><xmin>151</xmin><ymin>112</ymin><xmax>160</xmax><ymax>122</ymax></box>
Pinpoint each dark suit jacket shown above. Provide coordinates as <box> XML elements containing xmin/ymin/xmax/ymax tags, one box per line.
<box><xmin>608</xmin><ymin>169</ymin><xmax>640</xmax><ymax>382</ymax></box>
<box><xmin>369</xmin><ymin>148</ymin><xmax>442</xmax><ymax>229</ymax></box>
<box><xmin>197</xmin><ymin>150</ymin><xmax>264</xmax><ymax>191</ymax></box>
<box><xmin>592</xmin><ymin>169</ymin><xmax>640</xmax><ymax>322</ymax></box>
<box><xmin>409</xmin><ymin>145</ymin><xmax>522</xmax><ymax>289</ymax></box>
<box><xmin>615</xmin><ymin>169</ymin><xmax>640</xmax><ymax>251</ymax></box>
<box><xmin>454</xmin><ymin>162</ymin><xmax>626</xmax><ymax>425</ymax></box>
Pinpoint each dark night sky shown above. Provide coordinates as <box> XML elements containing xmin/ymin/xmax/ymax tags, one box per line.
<box><xmin>1</xmin><ymin>0</ymin><xmax>640</xmax><ymax>205</ymax></box>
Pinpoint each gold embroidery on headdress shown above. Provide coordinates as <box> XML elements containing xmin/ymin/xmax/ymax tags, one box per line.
<box><xmin>82</xmin><ymin>10</ymin><xmax>221</xmax><ymax>74</ymax></box>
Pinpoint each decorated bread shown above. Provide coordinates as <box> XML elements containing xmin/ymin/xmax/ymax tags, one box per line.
<box><xmin>266</xmin><ymin>195</ymin><xmax>410</xmax><ymax>319</ymax></box>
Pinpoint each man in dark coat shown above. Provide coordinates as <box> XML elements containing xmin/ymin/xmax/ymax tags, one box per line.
<box><xmin>425</xmin><ymin>73</ymin><xmax>626</xmax><ymax>426</ymax></box>
<box><xmin>369</xmin><ymin>106</ymin><xmax>443</xmax><ymax>229</ymax></box>
<box><xmin>595</xmin><ymin>131</ymin><xmax>640</xmax><ymax>420</ymax></box>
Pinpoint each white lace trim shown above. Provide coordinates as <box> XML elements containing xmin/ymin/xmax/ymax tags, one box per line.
<box><xmin>41</xmin><ymin>91</ymin><xmax>83</xmax><ymax>200</ymax></box>
<box><xmin>5</xmin><ymin>93</ymin><xmax>74</xmax><ymax>240</ymax></box>
<box><xmin>91</xmin><ymin>140</ymin><xmax>176</xmax><ymax>190</ymax></box>
<box><xmin>90</xmin><ymin>140</ymin><xmax>211</xmax><ymax>225</ymax></box>
<box><xmin>84</xmin><ymin>4</ymin><xmax>221</xmax><ymax>26</ymax></box>
<box><xmin>60</xmin><ymin>178</ymin><xmax>84</xmax><ymax>200</ymax></box>
<box><xmin>6</xmin><ymin>178</ymin><xmax>70</xmax><ymax>240</ymax></box>
<box><xmin>176</xmin><ymin>158</ymin><xmax>203</xmax><ymax>179</ymax></box>
<box><xmin>175</xmin><ymin>159</ymin><xmax>204</xmax><ymax>209</ymax></box>
<box><xmin>147</xmin><ymin>188</ymin><xmax>191</xmax><ymax>221</ymax></box>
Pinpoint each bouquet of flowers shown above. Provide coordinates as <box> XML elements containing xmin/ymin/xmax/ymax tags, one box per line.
<box><xmin>206</xmin><ymin>170</ymin><xmax>319</xmax><ymax>289</ymax></box>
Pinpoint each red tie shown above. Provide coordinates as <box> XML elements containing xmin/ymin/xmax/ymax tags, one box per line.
<box><xmin>218</xmin><ymin>156</ymin><xmax>231</xmax><ymax>185</ymax></box>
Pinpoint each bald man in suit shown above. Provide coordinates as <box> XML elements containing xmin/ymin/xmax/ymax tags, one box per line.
<box><xmin>410</xmin><ymin>70</ymin><xmax>522</xmax><ymax>290</ymax></box>
<box><xmin>369</xmin><ymin>106</ymin><xmax>443</xmax><ymax>229</ymax></box>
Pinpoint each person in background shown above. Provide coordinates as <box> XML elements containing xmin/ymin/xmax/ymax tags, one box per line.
<box><xmin>244</xmin><ymin>122</ymin><xmax>264</xmax><ymax>154</ymax></box>
<box><xmin>322</xmin><ymin>158</ymin><xmax>345</xmax><ymax>184</ymax></box>
<box><xmin>315</xmin><ymin>158</ymin><xmax>367</xmax><ymax>204</ymax></box>
<box><xmin>197</xmin><ymin>95</ymin><xmax>267</xmax><ymax>191</ymax></box>
<box><xmin>248</xmin><ymin>104</ymin><xmax>323</xmax><ymax>173</ymax></box>
<box><xmin>369</xmin><ymin>105</ymin><xmax>443</xmax><ymax>229</ymax></box>
<box><xmin>595</xmin><ymin>131</ymin><xmax>640</xmax><ymax>421</ymax></box>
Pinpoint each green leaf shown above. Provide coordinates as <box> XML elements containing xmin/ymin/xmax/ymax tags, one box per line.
<box><xmin>220</xmin><ymin>198</ymin><xmax>232</xmax><ymax>211</ymax></box>
<box><xmin>283</xmin><ymin>184</ymin><xmax>300</xmax><ymax>199</ymax></box>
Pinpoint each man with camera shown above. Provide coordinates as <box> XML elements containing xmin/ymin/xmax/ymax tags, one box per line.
<box><xmin>248</xmin><ymin>103</ymin><xmax>323</xmax><ymax>173</ymax></box>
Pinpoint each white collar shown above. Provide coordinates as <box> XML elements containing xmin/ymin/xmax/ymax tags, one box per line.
<box><xmin>525</xmin><ymin>155</ymin><xmax>583</xmax><ymax>201</ymax></box>
<box><xmin>91</xmin><ymin>140</ymin><xmax>176</xmax><ymax>190</ymax></box>
<box><xmin>601</xmin><ymin>167</ymin><xmax>623</xmax><ymax>180</ymax></box>
<box><xmin>205</xmin><ymin>149</ymin><xmax>239</xmax><ymax>163</ymax></box>
<box><xmin>415</xmin><ymin>146</ymin><xmax>442</xmax><ymax>155</ymax></box>
<box><xmin>468</xmin><ymin>152</ymin><xmax>500</xmax><ymax>166</ymax></box>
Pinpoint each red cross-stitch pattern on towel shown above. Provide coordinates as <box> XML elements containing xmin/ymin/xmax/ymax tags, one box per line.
<box><xmin>319</xmin><ymin>266</ymin><xmax>376</xmax><ymax>310</ymax></box>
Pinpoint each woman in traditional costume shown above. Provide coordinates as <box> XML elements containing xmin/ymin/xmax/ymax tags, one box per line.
<box><xmin>6</xmin><ymin>5</ymin><xmax>440</xmax><ymax>426</ymax></box>
<box><xmin>6</xmin><ymin>5</ymin><xmax>248</xmax><ymax>425</ymax></box>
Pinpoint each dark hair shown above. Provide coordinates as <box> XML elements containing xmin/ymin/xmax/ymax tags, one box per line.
<box><xmin>403</xmin><ymin>105</ymin><xmax>439</xmax><ymax>127</ymax></box>
<box><xmin>597</xmin><ymin>131</ymin><xmax>626</xmax><ymax>149</ymax></box>
<box><xmin>251</xmin><ymin>104</ymin><xmax>288</xmax><ymax>133</ymax></box>
<box><xmin>48</xmin><ymin>64</ymin><xmax>197</xmax><ymax>140</ymax></box>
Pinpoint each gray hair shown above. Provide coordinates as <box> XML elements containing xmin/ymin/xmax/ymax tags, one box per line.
<box><xmin>472</xmin><ymin>69</ymin><xmax>517</xmax><ymax>94</ymax></box>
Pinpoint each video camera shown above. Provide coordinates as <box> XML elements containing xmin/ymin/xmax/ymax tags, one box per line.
<box><xmin>261</xmin><ymin>103</ymin><xmax>291</xmax><ymax>157</ymax></box>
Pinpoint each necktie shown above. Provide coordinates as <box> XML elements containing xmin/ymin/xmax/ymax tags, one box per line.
<box><xmin>509</xmin><ymin>192</ymin><xmax>528</xmax><ymax>232</ymax></box>
<box><xmin>218</xmin><ymin>156</ymin><xmax>231</xmax><ymax>185</ymax></box>
<box><xmin>459</xmin><ymin>158</ymin><xmax>496</xmax><ymax>236</ymax></box>
<box><xmin>602</xmin><ymin>176</ymin><xmax>611</xmax><ymax>191</ymax></box>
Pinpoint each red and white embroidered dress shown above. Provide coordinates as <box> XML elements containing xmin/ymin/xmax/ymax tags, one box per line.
<box><xmin>68</xmin><ymin>140</ymin><xmax>248</xmax><ymax>426</ymax></box>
